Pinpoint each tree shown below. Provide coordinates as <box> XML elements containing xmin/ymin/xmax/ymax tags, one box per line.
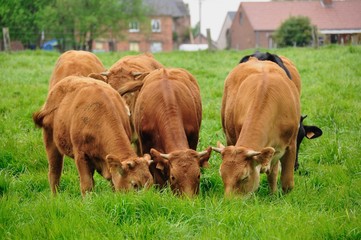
<box><xmin>273</xmin><ymin>16</ymin><xmax>313</xmax><ymax>47</ymax></box>
<box><xmin>35</xmin><ymin>0</ymin><xmax>148</xmax><ymax>51</ymax></box>
<box><xmin>0</xmin><ymin>0</ymin><xmax>48</xmax><ymax>48</ymax></box>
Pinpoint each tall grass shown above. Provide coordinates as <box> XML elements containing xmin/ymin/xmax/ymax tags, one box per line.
<box><xmin>0</xmin><ymin>46</ymin><xmax>360</xmax><ymax>239</ymax></box>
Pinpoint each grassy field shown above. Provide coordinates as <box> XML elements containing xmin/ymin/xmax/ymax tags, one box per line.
<box><xmin>0</xmin><ymin>45</ymin><xmax>360</xmax><ymax>239</ymax></box>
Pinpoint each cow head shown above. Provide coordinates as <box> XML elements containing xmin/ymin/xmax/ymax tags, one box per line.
<box><xmin>106</xmin><ymin>68</ymin><xmax>149</xmax><ymax>91</ymax></box>
<box><xmin>88</xmin><ymin>68</ymin><xmax>149</xmax><ymax>90</ymax></box>
<box><xmin>295</xmin><ymin>115</ymin><xmax>323</xmax><ymax>170</ymax></box>
<box><xmin>239</xmin><ymin>51</ymin><xmax>292</xmax><ymax>79</ymax></box>
<box><xmin>106</xmin><ymin>154</ymin><xmax>154</xmax><ymax>191</ymax></box>
<box><xmin>213</xmin><ymin>143</ymin><xmax>275</xmax><ymax>196</ymax></box>
<box><xmin>150</xmin><ymin>147</ymin><xmax>212</xmax><ymax>197</ymax></box>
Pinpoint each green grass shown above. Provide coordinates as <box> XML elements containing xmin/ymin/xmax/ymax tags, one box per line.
<box><xmin>1</xmin><ymin>46</ymin><xmax>360</xmax><ymax>239</ymax></box>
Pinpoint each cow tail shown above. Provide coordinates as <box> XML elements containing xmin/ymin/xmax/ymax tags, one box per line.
<box><xmin>32</xmin><ymin>110</ymin><xmax>45</xmax><ymax>128</ymax></box>
<box><xmin>32</xmin><ymin>107</ymin><xmax>57</xmax><ymax>128</ymax></box>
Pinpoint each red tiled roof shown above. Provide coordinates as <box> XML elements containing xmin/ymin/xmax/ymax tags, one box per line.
<box><xmin>241</xmin><ymin>0</ymin><xmax>361</xmax><ymax>32</ymax></box>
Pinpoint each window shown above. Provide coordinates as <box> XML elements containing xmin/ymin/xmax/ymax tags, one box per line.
<box><xmin>150</xmin><ymin>42</ymin><xmax>162</xmax><ymax>53</ymax></box>
<box><xmin>151</xmin><ymin>19</ymin><xmax>161</xmax><ymax>32</ymax></box>
<box><xmin>129</xmin><ymin>21</ymin><xmax>139</xmax><ymax>32</ymax></box>
<box><xmin>239</xmin><ymin>12</ymin><xmax>243</xmax><ymax>25</ymax></box>
<box><xmin>129</xmin><ymin>42</ymin><xmax>140</xmax><ymax>52</ymax></box>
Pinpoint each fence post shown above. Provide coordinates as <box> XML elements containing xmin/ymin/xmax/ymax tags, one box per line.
<box><xmin>2</xmin><ymin>28</ymin><xmax>11</xmax><ymax>52</ymax></box>
<box><xmin>206</xmin><ymin>28</ymin><xmax>214</xmax><ymax>51</ymax></box>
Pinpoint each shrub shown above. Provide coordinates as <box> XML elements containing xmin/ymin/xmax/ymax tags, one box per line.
<box><xmin>274</xmin><ymin>16</ymin><xmax>313</xmax><ymax>47</ymax></box>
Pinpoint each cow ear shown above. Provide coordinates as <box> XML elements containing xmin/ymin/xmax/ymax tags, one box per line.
<box><xmin>88</xmin><ymin>73</ymin><xmax>108</xmax><ymax>83</ymax></box>
<box><xmin>150</xmin><ymin>148</ymin><xmax>169</xmax><ymax>171</ymax></box>
<box><xmin>303</xmin><ymin>125</ymin><xmax>323</xmax><ymax>139</ymax></box>
<box><xmin>253</xmin><ymin>147</ymin><xmax>275</xmax><ymax>166</ymax></box>
<box><xmin>118</xmin><ymin>81</ymin><xmax>144</xmax><ymax>96</ymax></box>
<box><xmin>131</xmin><ymin>71</ymin><xmax>150</xmax><ymax>80</ymax></box>
<box><xmin>124</xmin><ymin>160</ymin><xmax>135</xmax><ymax>169</ymax></box>
<box><xmin>106</xmin><ymin>154</ymin><xmax>122</xmax><ymax>173</ymax></box>
<box><xmin>198</xmin><ymin>147</ymin><xmax>212</xmax><ymax>168</ymax></box>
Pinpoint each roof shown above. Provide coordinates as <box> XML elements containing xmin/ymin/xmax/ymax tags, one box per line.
<box><xmin>240</xmin><ymin>0</ymin><xmax>361</xmax><ymax>32</ymax></box>
<box><xmin>144</xmin><ymin>0</ymin><xmax>190</xmax><ymax>17</ymax></box>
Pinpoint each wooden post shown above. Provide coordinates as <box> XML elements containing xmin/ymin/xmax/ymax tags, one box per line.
<box><xmin>312</xmin><ymin>25</ymin><xmax>319</xmax><ymax>49</ymax></box>
<box><xmin>206</xmin><ymin>28</ymin><xmax>213</xmax><ymax>51</ymax></box>
<box><xmin>2</xmin><ymin>28</ymin><xmax>11</xmax><ymax>52</ymax></box>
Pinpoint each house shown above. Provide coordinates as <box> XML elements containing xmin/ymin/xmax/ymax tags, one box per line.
<box><xmin>217</xmin><ymin>11</ymin><xmax>236</xmax><ymax>50</ymax></box>
<box><xmin>93</xmin><ymin>0</ymin><xmax>191</xmax><ymax>52</ymax></box>
<box><xmin>227</xmin><ymin>0</ymin><xmax>361</xmax><ymax>50</ymax></box>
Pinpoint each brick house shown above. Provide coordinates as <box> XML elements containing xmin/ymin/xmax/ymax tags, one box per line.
<box><xmin>225</xmin><ymin>0</ymin><xmax>361</xmax><ymax>50</ymax></box>
<box><xmin>93</xmin><ymin>0</ymin><xmax>191</xmax><ymax>52</ymax></box>
<box><xmin>217</xmin><ymin>11</ymin><xmax>236</xmax><ymax>50</ymax></box>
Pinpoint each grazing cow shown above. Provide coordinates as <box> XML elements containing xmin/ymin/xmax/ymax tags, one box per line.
<box><xmin>240</xmin><ymin>52</ymin><xmax>322</xmax><ymax>170</ymax></box>
<box><xmin>49</xmin><ymin>50</ymin><xmax>106</xmax><ymax>89</ymax></box>
<box><xmin>213</xmin><ymin>57</ymin><xmax>300</xmax><ymax>196</ymax></box>
<box><xmin>33</xmin><ymin>76</ymin><xmax>153</xmax><ymax>196</ymax></box>
<box><xmin>120</xmin><ymin>68</ymin><xmax>211</xmax><ymax>197</ymax></box>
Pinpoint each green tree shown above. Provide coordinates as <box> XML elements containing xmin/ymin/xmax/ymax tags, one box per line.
<box><xmin>274</xmin><ymin>16</ymin><xmax>313</xmax><ymax>47</ymax></box>
<box><xmin>0</xmin><ymin>0</ymin><xmax>48</xmax><ymax>48</ymax></box>
<box><xmin>36</xmin><ymin>0</ymin><xmax>148</xmax><ymax>52</ymax></box>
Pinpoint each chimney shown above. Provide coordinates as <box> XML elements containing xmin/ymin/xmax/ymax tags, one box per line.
<box><xmin>321</xmin><ymin>0</ymin><xmax>333</xmax><ymax>7</ymax></box>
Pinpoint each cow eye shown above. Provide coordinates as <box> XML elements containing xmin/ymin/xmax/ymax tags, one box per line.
<box><xmin>170</xmin><ymin>175</ymin><xmax>176</xmax><ymax>182</ymax></box>
<box><xmin>131</xmin><ymin>180</ymin><xmax>139</xmax><ymax>189</ymax></box>
<box><xmin>198</xmin><ymin>174</ymin><xmax>200</xmax><ymax>180</ymax></box>
<box><xmin>240</xmin><ymin>176</ymin><xmax>248</xmax><ymax>183</ymax></box>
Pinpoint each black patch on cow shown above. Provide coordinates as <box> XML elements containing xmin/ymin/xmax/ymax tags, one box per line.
<box><xmin>239</xmin><ymin>51</ymin><xmax>292</xmax><ymax>80</ymax></box>
<box><xmin>295</xmin><ymin>115</ymin><xmax>323</xmax><ymax>171</ymax></box>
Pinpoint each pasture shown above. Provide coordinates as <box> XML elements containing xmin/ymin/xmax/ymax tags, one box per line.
<box><xmin>1</xmin><ymin>45</ymin><xmax>360</xmax><ymax>239</ymax></box>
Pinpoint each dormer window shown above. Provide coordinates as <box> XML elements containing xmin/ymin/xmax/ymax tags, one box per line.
<box><xmin>129</xmin><ymin>21</ymin><xmax>139</xmax><ymax>32</ymax></box>
<box><xmin>151</xmin><ymin>19</ymin><xmax>161</xmax><ymax>32</ymax></box>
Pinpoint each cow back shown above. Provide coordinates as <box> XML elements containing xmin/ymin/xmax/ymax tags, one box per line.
<box><xmin>133</xmin><ymin>68</ymin><xmax>202</xmax><ymax>154</ymax></box>
<box><xmin>49</xmin><ymin>50</ymin><xmax>106</xmax><ymax>89</ymax></box>
<box><xmin>41</xmin><ymin>77</ymin><xmax>132</xmax><ymax>157</ymax></box>
<box><xmin>222</xmin><ymin>58</ymin><xmax>300</xmax><ymax>149</ymax></box>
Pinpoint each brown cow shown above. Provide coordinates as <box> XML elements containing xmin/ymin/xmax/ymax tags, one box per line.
<box><xmin>49</xmin><ymin>50</ymin><xmax>106</xmax><ymax>89</ymax></box>
<box><xmin>33</xmin><ymin>76</ymin><xmax>153</xmax><ymax>196</ymax></box>
<box><xmin>213</xmin><ymin>57</ymin><xmax>300</xmax><ymax>196</ymax></box>
<box><xmin>120</xmin><ymin>68</ymin><xmax>211</xmax><ymax>197</ymax></box>
<box><xmin>240</xmin><ymin>52</ymin><xmax>322</xmax><ymax>170</ymax></box>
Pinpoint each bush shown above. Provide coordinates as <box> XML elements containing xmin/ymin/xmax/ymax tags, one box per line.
<box><xmin>274</xmin><ymin>16</ymin><xmax>313</xmax><ymax>47</ymax></box>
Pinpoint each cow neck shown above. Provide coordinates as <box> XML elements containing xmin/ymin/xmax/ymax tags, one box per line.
<box><xmin>157</xmin><ymin>80</ymin><xmax>190</xmax><ymax>153</ymax></box>
<box><xmin>102</xmin><ymin>121</ymin><xmax>137</xmax><ymax>162</ymax></box>
<box><xmin>157</xmin><ymin>110</ymin><xmax>189</xmax><ymax>153</ymax></box>
<box><xmin>160</xmin><ymin>125</ymin><xmax>189</xmax><ymax>153</ymax></box>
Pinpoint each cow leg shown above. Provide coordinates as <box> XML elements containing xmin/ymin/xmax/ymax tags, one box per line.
<box><xmin>74</xmin><ymin>151</ymin><xmax>94</xmax><ymax>196</ymax></box>
<box><xmin>44</xmin><ymin>130</ymin><xmax>64</xmax><ymax>195</ymax></box>
<box><xmin>267</xmin><ymin>160</ymin><xmax>279</xmax><ymax>194</ymax></box>
<box><xmin>280</xmin><ymin>145</ymin><xmax>296</xmax><ymax>193</ymax></box>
